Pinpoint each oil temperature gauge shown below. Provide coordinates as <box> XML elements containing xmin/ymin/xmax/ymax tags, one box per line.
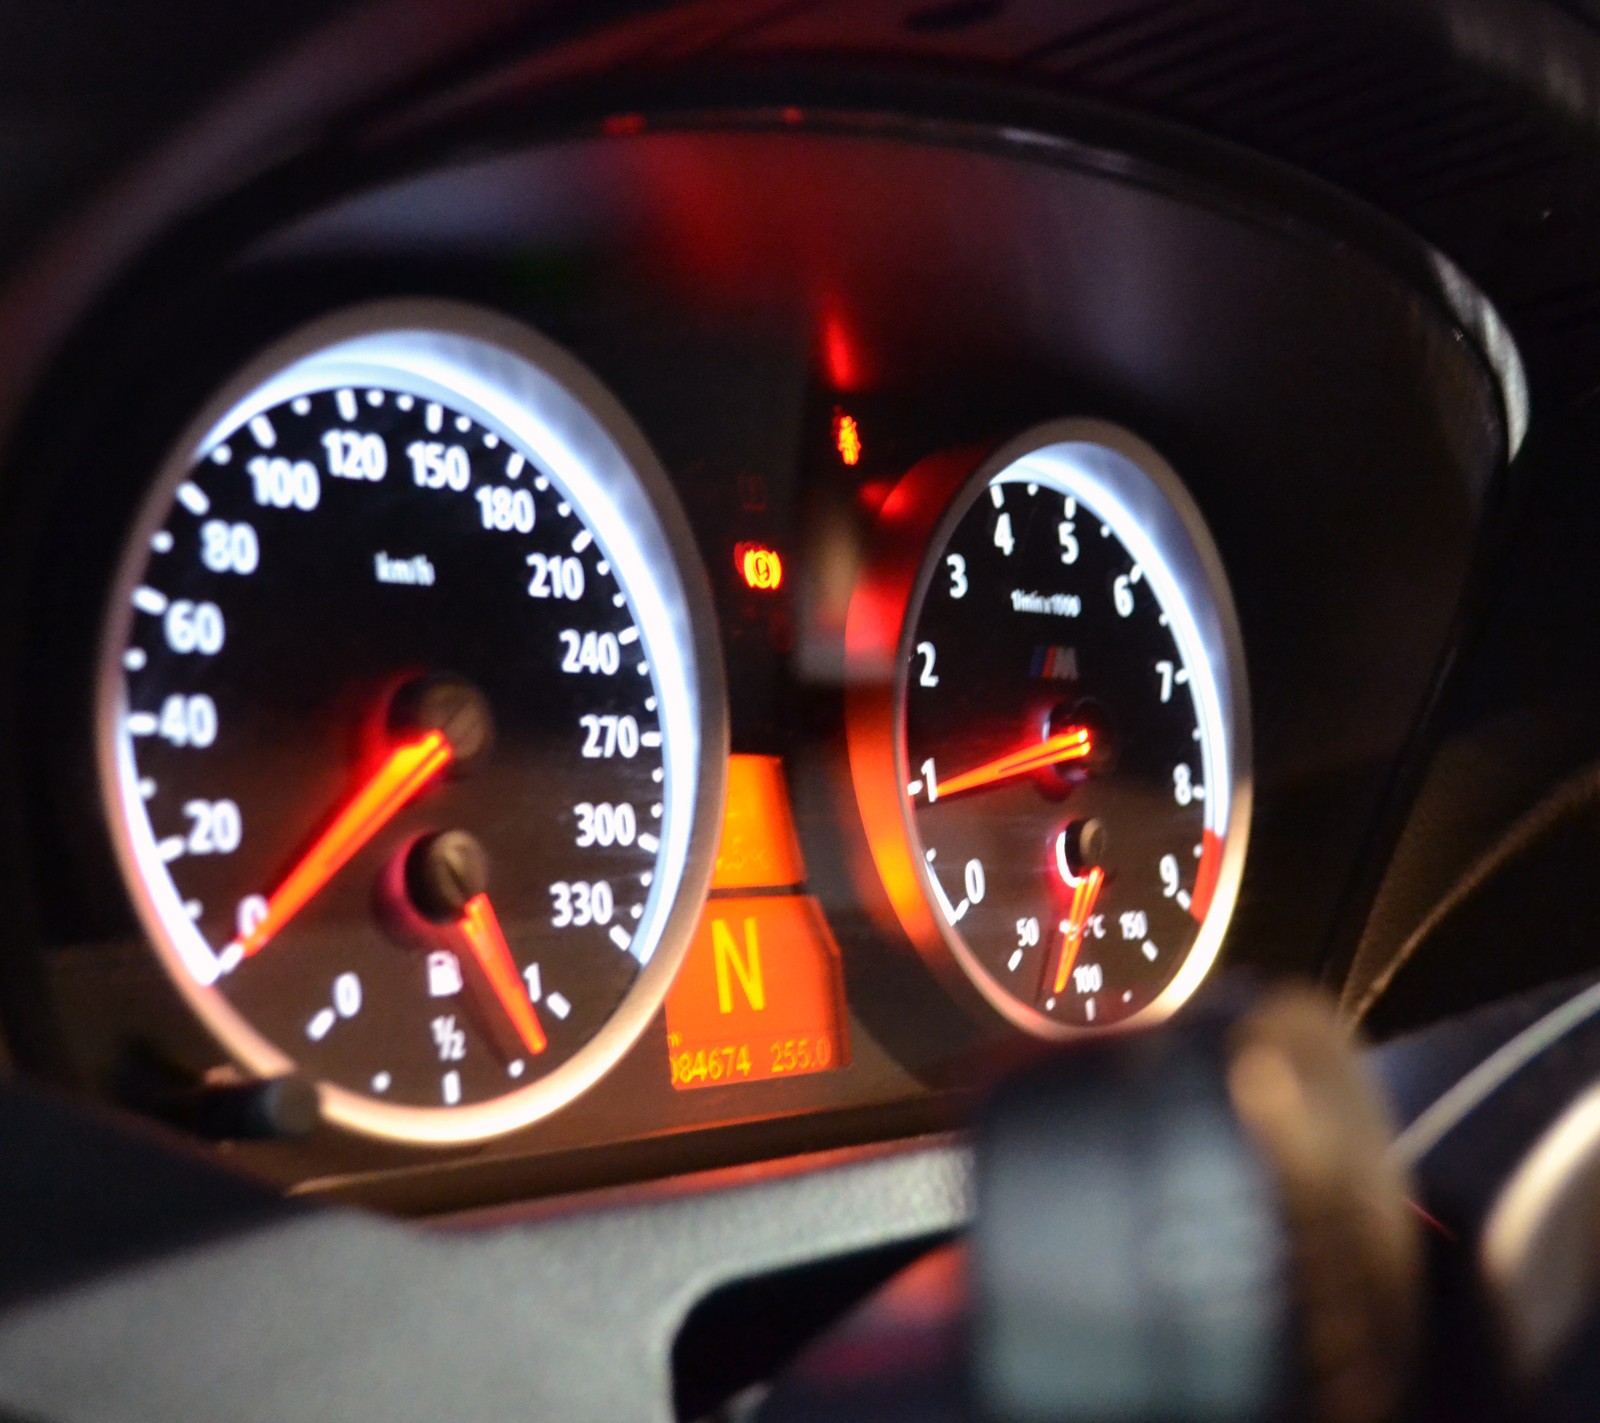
<box><xmin>848</xmin><ymin>420</ymin><xmax>1250</xmax><ymax>1036</ymax></box>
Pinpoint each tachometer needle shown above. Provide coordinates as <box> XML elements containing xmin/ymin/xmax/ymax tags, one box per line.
<box><xmin>1051</xmin><ymin>865</ymin><xmax>1105</xmax><ymax>998</ymax></box>
<box><xmin>227</xmin><ymin>731</ymin><xmax>455</xmax><ymax>963</ymax></box>
<box><xmin>930</xmin><ymin>727</ymin><xmax>1093</xmax><ymax>801</ymax></box>
<box><xmin>458</xmin><ymin>892</ymin><xmax>548</xmax><ymax>1055</ymax></box>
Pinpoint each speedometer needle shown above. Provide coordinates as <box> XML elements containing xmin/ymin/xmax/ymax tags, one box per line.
<box><xmin>228</xmin><ymin>730</ymin><xmax>455</xmax><ymax>963</ymax></box>
<box><xmin>459</xmin><ymin>892</ymin><xmax>548</xmax><ymax>1056</ymax></box>
<box><xmin>1050</xmin><ymin>865</ymin><xmax>1105</xmax><ymax>998</ymax></box>
<box><xmin>929</xmin><ymin>727</ymin><xmax>1093</xmax><ymax>801</ymax></box>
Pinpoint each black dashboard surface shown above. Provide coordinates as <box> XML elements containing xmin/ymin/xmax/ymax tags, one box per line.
<box><xmin>0</xmin><ymin>98</ymin><xmax>1509</xmax><ymax>1205</ymax></box>
<box><xmin>7</xmin><ymin>4</ymin><xmax>1600</xmax><ymax>1422</ymax></box>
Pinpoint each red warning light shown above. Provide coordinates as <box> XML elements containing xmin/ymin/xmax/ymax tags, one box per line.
<box><xmin>737</xmin><ymin>543</ymin><xmax>784</xmax><ymax>591</ymax></box>
<box><xmin>833</xmin><ymin>410</ymin><xmax>863</xmax><ymax>467</ymax></box>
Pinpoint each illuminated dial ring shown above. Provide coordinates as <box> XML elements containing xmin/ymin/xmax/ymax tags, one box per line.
<box><xmin>850</xmin><ymin>420</ymin><xmax>1250</xmax><ymax>1038</ymax></box>
<box><xmin>97</xmin><ymin>301</ymin><xmax>725</xmax><ymax>1144</ymax></box>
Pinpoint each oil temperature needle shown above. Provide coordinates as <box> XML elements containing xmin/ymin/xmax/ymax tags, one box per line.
<box><xmin>226</xmin><ymin>731</ymin><xmax>455</xmax><ymax>964</ymax></box>
<box><xmin>929</xmin><ymin>727</ymin><xmax>1093</xmax><ymax>801</ymax></box>
<box><xmin>1051</xmin><ymin>865</ymin><xmax>1105</xmax><ymax>997</ymax></box>
<box><xmin>458</xmin><ymin>892</ymin><xmax>548</xmax><ymax>1055</ymax></box>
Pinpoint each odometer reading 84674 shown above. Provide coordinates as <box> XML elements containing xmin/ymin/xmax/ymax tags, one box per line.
<box><xmin>97</xmin><ymin>303</ymin><xmax>722</xmax><ymax>1145</ymax></box>
<box><xmin>895</xmin><ymin>423</ymin><xmax>1250</xmax><ymax>1036</ymax></box>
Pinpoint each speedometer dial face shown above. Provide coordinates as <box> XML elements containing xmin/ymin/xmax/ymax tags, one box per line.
<box><xmin>875</xmin><ymin>422</ymin><xmax>1249</xmax><ymax>1036</ymax></box>
<box><xmin>98</xmin><ymin>302</ymin><xmax>724</xmax><ymax>1144</ymax></box>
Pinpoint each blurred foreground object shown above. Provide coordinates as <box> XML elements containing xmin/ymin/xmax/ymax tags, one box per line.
<box><xmin>972</xmin><ymin>987</ymin><xmax>1420</xmax><ymax>1423</ymax></box>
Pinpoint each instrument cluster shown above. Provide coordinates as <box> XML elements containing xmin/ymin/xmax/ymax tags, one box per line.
<box><xmin>0</xmin><ymin>108</ymin><xmax>1513</xmax><ymax>1206</ymax></box>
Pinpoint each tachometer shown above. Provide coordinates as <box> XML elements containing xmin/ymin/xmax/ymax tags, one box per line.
<box><xmin>97</xmin><ymin>300</ymin><xmax>724</xmax><ymax>1144</ymax></box>
<box><xmin>848</xmin><ymin>421</ymin><xmax>1249</xmax><ymax>1036</ymax></box>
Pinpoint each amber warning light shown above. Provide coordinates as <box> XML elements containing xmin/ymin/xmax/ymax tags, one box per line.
<box><xmin>736</xmin><ymin>543</ymin><xmax>784</xmax><ymax>592</ymax></box>
<box><xmin>833</xmin><ymin>410</ymin><xmax>862</xmax><ymax>467</ymax></box>
<box><xmin>665</xmin><ymin>756</ymin><xmax>849</xmax><ymax>1089</ymax></box>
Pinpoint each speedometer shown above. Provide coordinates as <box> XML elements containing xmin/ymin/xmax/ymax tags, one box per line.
<box><xmin>97</xmin><ymin>301</ymin><xmax>724</xmax><ymax>1144</ymax></box>
<box><xmin>848</xmin><ymin>421</ymin><xmax>1249</xmax><ymax>1037</ymax></box>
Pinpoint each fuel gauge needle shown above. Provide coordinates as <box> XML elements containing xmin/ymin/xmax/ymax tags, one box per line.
<box><xmin>1050</xmin><ymin>865</ymin><xmax>1105</xmax><ymax>998</ymax></box>
<box><xmin>225</xmin><ymin>730</ymin><xmax>454</xmax><ymax>966</ymax></box>
<box><xmin>458</xmin><ymin>892</ymin><xmax>547</xmax><ymax>1055</ymax></box>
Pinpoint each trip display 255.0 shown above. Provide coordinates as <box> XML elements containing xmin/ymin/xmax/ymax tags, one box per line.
<box><xmin>97</xmin><ymin>301</ymin><xmax>724</xmax><ymax>1145</ymax></box>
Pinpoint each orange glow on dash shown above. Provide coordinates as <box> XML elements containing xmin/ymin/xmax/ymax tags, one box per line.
<box><xmin>666</xmin><ymin>755</ymin><xmax>846</xmax><ymax>1088</ymax></box>
<box><xmin>234</xmin><ymin>731</ymin><xmax>453</xmax><ymax>959</ymax></box>
<box><xmin>601</xmin><ymin>112</ymin><xmax>647</xmax><ymax>137</ymax></box>
<box><xmin>713</xmin><ymin>754</ymin><xmax>806</xmax><ymax>891</ymax></box>
<box><xmin>459</xmin><ymin>893</ymin><xmax>547</xmax><ymax>1055</ymax></box>
<box><xmin>855</xmin><ymin>479</ymin><xmax>894</xmax><ymax>517</ymax></box>
<box><xmin>737</xmin><ymin>543</ymin><xmax>784</xmax><ymax>592</ymax></box>
<box><xmin>666</xmin><ymin>895</ymin><xmax>848</xmax><ymax>1090</ymax></box>
<box><xmin>820</xmin><ymin>309</ymin><xmax>862</xmax><ymax>390</ymax></box>
<box><xmin>833</xmin><ymin>411</ymin><xmax>862</xmax><ymax>467</ymax></box>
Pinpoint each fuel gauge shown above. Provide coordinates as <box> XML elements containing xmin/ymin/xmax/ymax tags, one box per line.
<box><xmin>99</xmin><ymin>301</ymin><xmax>725</xmax><ymax>1143</ymax></box>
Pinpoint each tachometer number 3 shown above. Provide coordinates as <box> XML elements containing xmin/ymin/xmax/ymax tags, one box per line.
<box><xmin>946</xmin><ymin>553</ymin><xmax>968</xmax><ymax>599</ymax></box>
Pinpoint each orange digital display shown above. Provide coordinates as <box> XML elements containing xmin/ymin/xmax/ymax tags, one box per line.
<box><xmin>666</xmin><ymin>754</ymin><xmax>849</xmax><ymax>1089</ymax></box>
<box><xmin>712</xmin><ymin>754</ymin><xmax>806</xmax><ymax>892</ymax></box>
<box><xmin>666</xmin><ymin>895</ymin><xmax>848</xmax><ymax>1089</ymax></box>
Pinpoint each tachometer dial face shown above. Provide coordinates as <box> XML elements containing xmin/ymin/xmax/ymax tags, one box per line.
<box><xmin>98</xmin><ymin>302</ymin><xmax>724</xmax><ymax>1144</ymax></box>
<box><xmin>852</xmin><ymin>422</ymin><xmax>1249</xmax><ymax>1037</ymax></box>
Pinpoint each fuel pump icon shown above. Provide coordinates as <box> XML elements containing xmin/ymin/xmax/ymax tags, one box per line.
<box><xmin>427</xmin><ymin>949</ymin><xmax>463</xmax><ymax>998</ymax></box>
